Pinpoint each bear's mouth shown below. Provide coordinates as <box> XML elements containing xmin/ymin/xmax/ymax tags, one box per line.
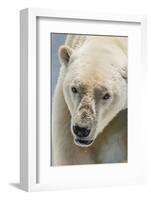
<box><xmin>74</xmin><ymin>138</ymin><xmax>93</xmax><ymax>147</ymax></box>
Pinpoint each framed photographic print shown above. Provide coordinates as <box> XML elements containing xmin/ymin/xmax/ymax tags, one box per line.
<box><xmin>20</xmin><ymin>8</ymin><xmax>147</xmax><ymax>191</ymax></box>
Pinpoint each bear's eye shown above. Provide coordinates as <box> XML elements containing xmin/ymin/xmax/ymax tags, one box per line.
<box><xmin>71</xmin><ymin>87</ymin><xmax>78</xmax><ymax>93</ymax></box>
<box><xmin>102</xmin><ymin>93</ymin><xmax>111</xmax><ymax>100</ymax></box>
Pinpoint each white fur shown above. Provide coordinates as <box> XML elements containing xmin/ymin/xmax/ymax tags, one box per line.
<box><xmin>52</xmin><ymin>35</ymin><xmax>127</xmax><ymax>165</ymax></box>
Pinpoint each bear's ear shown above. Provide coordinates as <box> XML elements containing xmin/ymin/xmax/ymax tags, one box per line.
<box><xmin>59</xmin><ymin>45</ymin><xmax>72</xmax><ymax>67</ymax></box>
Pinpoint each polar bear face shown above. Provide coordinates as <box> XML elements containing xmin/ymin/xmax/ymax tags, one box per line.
<box><xmin>59</xmin><ymin>43</ymin><xmax>127</xmax><ymax>147</ymax></box>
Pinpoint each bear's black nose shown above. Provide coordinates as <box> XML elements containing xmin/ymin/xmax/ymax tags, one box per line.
<box><xmin>73</xmin><ymin>125</ymin><xmax>90</xmax><ymax>138</ymax></box>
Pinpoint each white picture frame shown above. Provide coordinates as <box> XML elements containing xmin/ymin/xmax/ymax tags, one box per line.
<box><xmin>20</xmin><ymin>8</ymin><xmax>147</xmax><ymax>191</ymax></box>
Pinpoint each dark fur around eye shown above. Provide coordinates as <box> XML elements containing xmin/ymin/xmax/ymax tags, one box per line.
<box><xmin>102</xmin><ymin>93</ymin><xmax>111</xmax><ymax>100</ymax></box>
<box><xmin>71</xmin><ymin>87</ymin><xmax>78</xmax><ymax>93</ymax></box>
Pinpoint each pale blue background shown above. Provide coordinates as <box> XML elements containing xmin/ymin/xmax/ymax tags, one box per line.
<box><xmin>51</xmin><ymin>33</ymin><xmax>67</xmax><ymax>96</ymax></box>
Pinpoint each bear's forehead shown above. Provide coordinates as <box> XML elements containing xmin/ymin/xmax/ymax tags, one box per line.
<box><xmin>66</xmin><ymin>60</ymin><xmax>114</xmax><ymax>91</ymax></box>
<box><xmin>69</xmin><ymin>59</ymin><xmax>113</xmax><ymax>83</ymax></box>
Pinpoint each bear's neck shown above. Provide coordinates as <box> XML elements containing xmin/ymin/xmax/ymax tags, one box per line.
<box><xmin>52</xmin><ymin>73</ymin><xmax>71</xmax><ymax>138</ymax></box>
<box><xmin>52</xmin><ymin>71</ymin><xmax>74</xmax><ymax>164</ymax></box>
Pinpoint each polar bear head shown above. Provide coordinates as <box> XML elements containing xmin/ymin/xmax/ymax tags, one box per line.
<box><xmin>59</xmin><ymin>38</ymin><xmax>127</xmax><ymax>147</ymax></box>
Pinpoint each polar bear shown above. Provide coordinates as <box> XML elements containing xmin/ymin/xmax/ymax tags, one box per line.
<box><xmin>52</xmin><ymin>34</ymin><xmax>127</xmax><ymax>166</ymax></box>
